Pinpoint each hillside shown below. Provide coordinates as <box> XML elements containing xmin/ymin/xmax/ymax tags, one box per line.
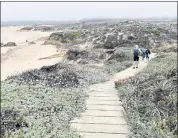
<box><xmin>1</xmin><ymin>20</ymin><xmax>177</xmax><ymax>138</ymax></box>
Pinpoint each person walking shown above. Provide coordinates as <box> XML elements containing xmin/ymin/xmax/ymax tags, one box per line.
<box><xmin>141</xmin><ymin>48</ymin><xmax>146</xmax><ymax>60</ymax></box>
<box><xmin>145</xmin><ymin>48</ymin><xmax>151</xmax><ymax>61</ymax></box>
<box><xmin>133</xmin><ymin>45</ymin><xmax>141</xmax><ymax>69</ymax></box>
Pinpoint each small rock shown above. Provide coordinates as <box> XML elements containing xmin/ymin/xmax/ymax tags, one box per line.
<box><xmin>28</xmin><ymin>41</ymin><xmax>36</xmax><ymax>45</ymax></box>
<box><xmin>5</xmin><ymin>42</ymin><xmax>17</xmax><ymax>47</ymax></box>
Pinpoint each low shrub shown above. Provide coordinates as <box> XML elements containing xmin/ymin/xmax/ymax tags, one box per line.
<box><xmin>72</xmin><ymin>33</ymin><xmax>80</xmax><ymax>37</ymax></box>
<box><xmin>152</xmin><ymin>44</ymin><xmax>177</xmax><ymax>53</ymax></box>
<box><xmin>5</xmin><ymin>62</ymin><xmax>110</xmax><ymax>88</ymax></box>
<box><xmin>1</xmin><ymin>82</ymin><xmax>87</xmax><ymax>138</ymax></box>
<box><xmin>117</xmin><ymin>53</ymin><xmax>177</xmax><ymax>138</ymax></box>
<box><xmin>150</xmin><ymin>30</ymin><xmax>161</xmax><ymax>37</ymax></box>
<box><xmin>107</xmin><ymin>47</ymin><xmax>133</xmax><ymax>62</ymax></box>
<box><xmin>5</xmin><ymin>63</ymin><xmax>80</xmax><ymax>88</ymax></box>
<box><xmin>77</xmin><ymin>65</ymin><xmax>110</xmax><ymax>86</ymax></box>
<box><xmin>104</xmin><ymin>60</ymin><xmax>133</xmax><ymax>74</ymax></box>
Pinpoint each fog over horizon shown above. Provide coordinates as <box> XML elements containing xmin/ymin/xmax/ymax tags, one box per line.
<box><xmin>1</xmin><ymin>2</ymin><xmax>177</xmax><ymax>22</ymax></box>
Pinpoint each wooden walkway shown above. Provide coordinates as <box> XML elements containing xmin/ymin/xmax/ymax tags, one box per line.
<box><xmin>71</xmin><ymin>58</ymin><xmax>151</xmax><ymax>138</ymax></box>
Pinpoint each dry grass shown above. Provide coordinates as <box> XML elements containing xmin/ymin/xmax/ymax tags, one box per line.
<box><xmin>114</xmin><ymin>76</ymin><xmax>133</xmax><ymax>88</ymax></box>
<box><xmin>151</xmin><ymin>44</ymin><xmax>177</xmax><ymax>53</ymax></box>
<box><xmin>117</xmin><ymin>53</ymin><xmax>177</xmax><ymax>138</ymax></box>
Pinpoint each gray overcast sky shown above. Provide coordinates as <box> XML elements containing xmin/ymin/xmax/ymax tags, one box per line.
<box><xmin>1</xmin><ymin>2</ymin><xmax>177</xmax><ymax>21</ymax></box>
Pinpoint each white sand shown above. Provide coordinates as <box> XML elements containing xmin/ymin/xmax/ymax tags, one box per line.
<box><xmin>1</xmin><ymin>26</ymin><xmax>62</xmax><ymax>81</ymax></box>
<box><xmin>1</xmin><ymin>26</ymin><xmax>52</xmax><ymax>44</ymax></box>
<box><xmin>1</xmin><ymin>47</ymin><xmax>15</xmax><ymax>54</ymax></box>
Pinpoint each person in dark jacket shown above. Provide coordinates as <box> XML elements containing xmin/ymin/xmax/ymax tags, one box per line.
<box><xmin>145</xmin><ymin>48</ymin><xmax>151</xmax><ymax>60</ymax></box>
<box><xmin>133</xmin><ymin>45</ymin><xmax>141</xmax><ymax>69</ymax></box>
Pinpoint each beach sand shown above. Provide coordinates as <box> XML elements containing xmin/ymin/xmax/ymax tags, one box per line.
<box><xmin>1</xmin><ymin>26</ymin><xmax>63</xmax><ymax>81</ymax></box>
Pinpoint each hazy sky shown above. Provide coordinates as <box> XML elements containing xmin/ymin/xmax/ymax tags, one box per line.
<box><xmin>1</xmin><ymin>2</ymin><xmax>177</xmax><ymax>21</ymax></box>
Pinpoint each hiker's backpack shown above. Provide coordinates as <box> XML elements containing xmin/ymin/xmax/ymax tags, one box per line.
<box><xmin>134</xmin><ymin>49</ymin><xmax>139</xmax><ymax>56</ymax></box>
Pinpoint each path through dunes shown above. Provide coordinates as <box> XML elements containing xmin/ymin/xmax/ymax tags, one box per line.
<box><xmin>71</xmin><ymin>55</ymin><xmax>156</xmax><ymax>138</ymax></box>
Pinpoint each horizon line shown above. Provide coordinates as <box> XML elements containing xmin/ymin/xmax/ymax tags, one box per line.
<box><xmin>2</xmin><ymin>16</ymin><xmax>177</xmax><ymax>22</ymax></box>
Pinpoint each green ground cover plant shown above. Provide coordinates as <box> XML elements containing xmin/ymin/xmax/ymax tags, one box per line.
<box><xmin>117</xmin><ymin>53</ymin><xmax>177</xmax><ymax>138</ymax></box>
<box><xmin>1</xmin><ymin>82</ymin><xmax>86</xmax><ymax>138</ymax></box>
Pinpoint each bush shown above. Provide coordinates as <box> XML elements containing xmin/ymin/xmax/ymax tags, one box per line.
<box><xmin>1</xmin><ymin>108</ymin><xmax>28</xmax><ymax>137</ymax></box>
<box><xmin>66</xmin><ymin>48</ymin><xmax>108</xmax><ymax>63</ymax></box>
<box><xmin>5</xmin><ymin>63</ymin><xmax>80</xmax><ymax>88</ymax></box>
<box><xmin>152</xmin><ymin>44</ymin><xmax>177</xmax><ymax>53</ymax></box>
<box><xmin>150</xmin><ymin>30</ymin><xmax>161</xmax><ymax>37</ymax></box>
<box><xmin>107</xmin><ymin>47</ymin><xmax>133</xmax><ymax>62</ymax></box>
<box><xmin>3</xmin><ymin>42</ymin><xmax>17</xmax><ymax>47</ymax></box>
<box><xmin>117</xmin><ymin>53</ymin><xmax>177</xmax><ymax>138</ymax></box>
<box><xmin>77</xmin><ymin>65</ymin><xmax>110</xmax><ymax>85</ymax></box>
<box><xmin>104</xmin><ymin>60</ymin><xmax>133</xmax><ymax>74</ymax></box>
<box><xmin>72</xmin><ymin>33</ymin><xmax>80</xmax><ymax>37</ymax></box>
<box><xmin>1</xmin><ymin>82</ymin><xmax>87</xmax><ymax>138</ymax></box>
<box><xmin>67</xmin><ymin>49</ymin><xmax>89</xmax><ymax>61</ymax></box>
<box><xmin>5</xmin><ymin>62</ymin><xmax>111</xmax><ymax>88</ymax></box>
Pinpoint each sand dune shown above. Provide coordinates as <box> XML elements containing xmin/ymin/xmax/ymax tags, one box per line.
<box><xmin>1</xmin><ymin>26</ymin><xmax>52</xmax><ymax>44</ymax></box>
<box><xmin>1</xmin><ymin>26</ymin><xmax>63</xmax><ymax>81</ymax></box>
